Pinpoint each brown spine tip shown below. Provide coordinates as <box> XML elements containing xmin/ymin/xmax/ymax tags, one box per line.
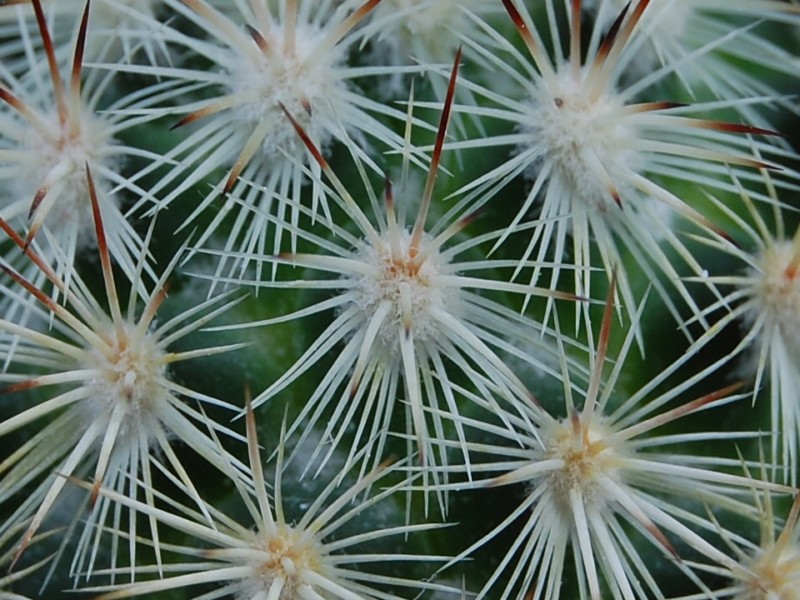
<box><xmin>571</xmin><ymin>0</ymin><xmax>582</xmax><ymax>19</ymax></box>
<box><xmin>411</xmin><ymin>46</ymin><xmax>462</xmax><ymax>250</ymax></box>
<box><xmin>169</xmin><ymin>97</ymin><xmax>244</xmax><ymax>131</ymax></box>
<box><xmin>709</xmin><ymin>222</ymin><xmax>739</xmax><ymax>249</ymax></box>
<box><xmin>149</xmin><ymin>282</ymin><xmax>171</xmax><ymax>316</ymax></box>
<box><xmin>355</xmin><ymin>0</ymin><xmax>382</xmax><ymax>21</ymax></box>
<box><xmin>571</xmin><ymin>0</ymin><xmax>582</xmax><ymax>25</ymax></box>
<box><xmin>27</xmin><ymin>187</ymin><xmax>48</xmax><ymax>220</ymax></box>
<box><xmin>699</xmin><ymin>380</ymin><xmax>748</xmax><ymax>408</ymax></box>
<box><xmin>300</xmin><ymin>96</ymin><xmax>312</xmax><ymax>117</ymax></box>
<box><xmin>86</xmin><ymin>162</ymin><xmax>125</xmax><ymax>329</ymax></box>
<box><xmin>0</xmin><ymin>378</ymin><xmax>41</xmax><ymax>395</ymax></box>
<box><xmin>377</xmin><ymin>455</ymin><xmax>398</xmax><ymax>470</ymax></box>
<box><xmin>623</xmin><ymin>0</ymin><xmax>651</xmax><ymax>38</ymax></box>
<box><xmin>502</xmin><ymin>0</ymin><xmax>529</xmax><ymax>35</ymax></box>
<box><xmin>348</xmin><ymin>379</ymin><xmax>360</xmax><ymax>399</ymax></box>
<box><xmin>570</xmin><ymin>0</ymin><xmax>582</xmax><ymax>72</ymax></box>
<box><xmin>646</xmin><ymin>521</ymin><xmax>680</xmax><ymax>560</ymax></box>
<box><xmin>71</xmin><ymin>0</ymin><xmax>91</xmax><ymax>101</ymax></box>
<box><xmin>30</xmin><ymin>0</ymin><xmax>66</xmax><ymax>124</ymax></box>
<box><xmin>597</xmin><ymin>269</ymin><xmax>617</xmax><ymax>362</ymax></box>
<box><xmin>628</xmin><ymin>101</ymin><xmax>687</xmax><ymax>114</ymax></box>
<box><xmin>86</xmin><ymin>164</ymin><xmax>109</xmax><ymax>265</ymax></box>
<box><xmin>695</xmin><ymin>120</ymin><xmax>781</xmax><ymax>138</ymax></box>
<box><xmin>0</xmin><ymin>87</ymin><xmax>25</xmax><ymax>112</ymax></box>
<box><xmin>278</xmin><ymin>102</ymin><xmax>330</xmax><ymax>171</ymax></box>
<box><xmin>631</xmin><ymin>0</ymin><xmax>651</xmax><ymax>24</ymax></box>
<box><xmin>486</xmin><ymin>475</ymin><xmax>505</xmax><ymax>488</ymax></box>
<box><xmin>170</xmin><ymin>110</ymin><xmax>207</xmax><ymax>131</ymax></box>
<box><xmin>610</xmin><ymin>187</ymin><xmax>622</xmax><ymax>208</ymax></box>
<box><xmin>561</xmin><ymin>292</ymin><xmax>587</xmax><ymax>302</ymax></box>
<box><xmin>384</xmin><ymin>176</ymin><xmax>394</xmax><ymax>210</ymax></box>
<box><xmin>432</xmin><ymin>45</ymin><xmax>461</xmax><ymax>155</ymax></box>
<box><xmin>758</xmin><ymin>160</ymin><xmax>783</xmax><ymax>172</ymax></box>
<box><xmin>569</xmin><ymin>407</ymin><xmax>581</xmax><ymax>434</ymax></box>
<box><xmin>458</xmin><ymin>209</ymin><xmax>484</xmax><ymax>230</ymax></box>
<box><xmin>665</xmin><ymin>380</ymin><xmax>748</xmax><ymax>424</ymax></box>
<box><xmin>90</xmin><ymin>480</ymin><xmax>101</xmax><ymax>507</ymax></box>
<box><xmin>728</xmin><ymin>157</ymin><xmax>782</xmax><ymax>172</ymax></box>
<box><xmin>9</xmin><ymin>529</ymin><xmax>34</xmax><ymax>573</ymax></box>
<box><xmin>181</xmin><ymin>0</ymin><xmax>204</xmax><ymax>12</ymax></box>
<box><xmin>223</xmin><ymin>161</ymin><xmax>244</xmax><ymax>195</ymax></box>
<box><xmin>245</xmin><ymin>23</ymin><xmax>270</xmax><ymax>54</ymax></box>
<box><xmin>595</xmin><ymin>2</ymin><xmax>630</xmax><ymax>64</ymax></box>
<box><xmin>23</xmin><ymin>226</ymin><xmax>38</xmax><ymax>253</ymax></box>
<box><xmin>651</xmin><ymin>101</ymin><xmax>686</xmax><ymax>111</ymax></box>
